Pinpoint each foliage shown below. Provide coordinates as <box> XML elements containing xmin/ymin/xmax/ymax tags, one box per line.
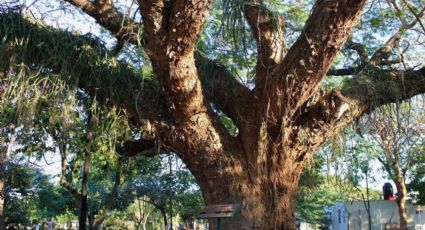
<box><xmin>0</xmin><ymin>10</ymin><xmax>159</xmax><ymax>125</ymax></box>
<box><xmin>408</xmin><ymin>144</ymin><xmax>425</xmax><ymax>204</ymax></box>
<box><xmin>297</xmin><ymin>153</ymin><xmax>381</xmax><ymax>225</ymax></box>
<box><xmin>174</xmin><ymin>190</ymin><xmax>204</xmax><ymax>223</ymax></box>
<box><xmin>4</xmin><ymin>161</ymin><xmax>73</xmax><ymax>226</ymax></box>
<box><xmin>121</xmin><ymin>155</ymin><xmax>204</xmax><ymax>226</ymax></box>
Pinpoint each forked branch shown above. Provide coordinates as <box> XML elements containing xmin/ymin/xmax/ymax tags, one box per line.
<box><xmin>66</xmin><ymin>0</ymin><xmax>249</xmax><ymax>125</ymax></box>
<box><xmin>57</xmin><ymin>142</ymin><xmax>82</xmax><ymax>202</ymax></box>
<box><xmin>370</xmin><ymin>6</ymin><xmax>425</xmax><ymax>65</ymax></box>
<box><xmin>266</xmin><ymin>0</ymin><xmax>367</xmax><ymax>120</ymax></box>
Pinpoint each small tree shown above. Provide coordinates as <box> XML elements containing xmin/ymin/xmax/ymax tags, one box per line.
<box><xmin>360</xmin><ymin>102</ymin><xmax>425</xmax><ymax>229</ymax></box>
<box><xmin>409</xmin><ymin>145</ymin><xmax>425</xmax><ymax>205</ymax></box>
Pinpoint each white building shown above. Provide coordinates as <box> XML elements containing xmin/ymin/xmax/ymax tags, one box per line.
<box><xmin>414</xmin><ymin>206</ymin><xmax>425</xmax><ymax>230</ymax></box>
<box><xmin>329</xmin><ymin>200</ymin><xmax>425</xmax><ymax>230</ymax></box>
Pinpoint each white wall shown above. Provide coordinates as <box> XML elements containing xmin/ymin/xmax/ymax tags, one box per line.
<box><xmin>330</xmin><ymin>203</ymin><xmax>348</xmax><ymax>230</ymax></box>
<box><xmin>330</xmin><ymin>200</ymin><xmax>416</xmax><ymax>230</ymax></box>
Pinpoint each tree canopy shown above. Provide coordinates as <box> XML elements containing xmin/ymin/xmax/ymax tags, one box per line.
<box><xmin>1</xmin><ymin>0</ymin><xmax>425</xmax><ymax>229</ymax></box>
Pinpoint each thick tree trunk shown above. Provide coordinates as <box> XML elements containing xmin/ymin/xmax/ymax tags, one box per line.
<box><xmin>189</xmin><ymin>145</ymin><xmax>305</xmax><ymax>230</ymax></box>
<box><xmin>198</xmin><ymin>181</ymin><xmax>299</xmax><ymax>229</ymax></box>
<box><xmin>395</xmin><ymin>181</ymin><xmax>409</xmax><ymax>230</ymax></box>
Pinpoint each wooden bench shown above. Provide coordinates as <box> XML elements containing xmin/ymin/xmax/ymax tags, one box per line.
<box><xmin>197</xmin><ymin>204</ymin><xmax>240</xmax><ymax>230</ymax></box>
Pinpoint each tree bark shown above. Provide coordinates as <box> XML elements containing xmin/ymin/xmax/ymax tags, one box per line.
<box><xmin>181</xmin><ymin>137</ymin><xmax>309</xmax><ymax>230</ymax></box>
<box><xmin>159</xmin><ymin>208</ymin><xmax>167</xmax><ymax>230</ymax></box>
<box><xmin>395</xmin><ymin>180</ymin><xmax>408</xmax><ymax>229</ymax></box>
<box><xmin>56</xmin><ymin>138</ymin><xmax>82</xmax><ymax>208</ymax></box>
<box><xmin>80</xmin><ymin>111</ymin><xmax>94</xmax><ymax>230</ymax></box>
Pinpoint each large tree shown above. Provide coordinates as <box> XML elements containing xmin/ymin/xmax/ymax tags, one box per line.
<box><xmin>1</xmin><ymin>0</ymin><xmax>425</xmax><ymax>229</ymax></box>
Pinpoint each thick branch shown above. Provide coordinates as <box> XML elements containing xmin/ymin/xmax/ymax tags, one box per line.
<box><xmin>65</xmin><ymin>0</ymin><xmax>249</xmax><ymax>125</ymax></box>
<box><xmin>118</xmin><ymin>138</ymin><xmax>160</xmax><ymax>157</ymax></box>
<box><xmin>138</xmin><ymin>0</ymin><xmax>249</xmax><ymax>183</ymax></box>
<box><xmin>136</xmin><ymin>1</ymin><xmax>217</xmax><ymax>142</ymax></box>
<box><xmin>295</xmin><ymin>67</ymin><xmax>425</xmax><ymax>159</ymax></box>
<box><xmin>327</xmin><ymin>61</ymin><xmax>403</xmax><ymax>77</ymax></box>
<box><xmin>195</xmin><ymin>54</ymin><xmax>252</xmax><ymax>126</ymax></box>
<box><xmin>65</xmin><ymin>0</ymin><xmax>141</xmax><ymax>44</ymax></box>
<box><xmin>0</xmin><ymin>12</ymin><xmax>167</xmax><ymax>126</ymax></box>
<box><xmin>244</xmin><ymin>0</ymin><xmax>285</xmax><ymax>87</ymax></box>
<box><xmin>140</xmin><ymin>0</ymin><xmax>212</xmax><ymax>59</ymax></box>
<box><xmin>137</xmin><ymin>0</ymin><xmax>166</xmax><ymax>54</ymax></box>
<box><xmin>266</xmin><ymin>0</ymin><xmax>367</xmax><ymax>120</ymax></box>
<box><xmin>370</xmin><ymin>31</ymin><xmax>403</xmax><ymax>66</ymax></box>
<box><xmin>0</xmin><ymin>13</ymin><xmax>247</xmax><ymax>189</ymax></box>
<box><xmin>166</xmin><ymin>0</ymin><xmax>211</xmax><ymax>58</ymax></box>
<box><xmin>343</xmin><ymin>67</ymin><xmax>425</xmax><ymax>108</ymax></box>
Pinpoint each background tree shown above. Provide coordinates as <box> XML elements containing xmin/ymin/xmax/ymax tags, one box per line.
<box><xmin>127</xmin><ymin>198</ymin><xmax>152</xmax><ymax>230</ymax></box>
<box><xmin>409</xmin><ymin>144</ymin><xmax>425</xmax><ymax>205</ymax></box>
<box><xmin>296</xmin><ymin>144</ymin><xmax>381</xmax><ymax>228</ymax></box>
<box><xmin>0</xmin><ymin>52</ymin><xmax>134</xmax><ymax>230</ymax></box>
<box><xmin>0</xmin><ymin>116</ymin><xmax>14</xmax><ymax>229</ymax></box>
<box><xmin>1</xmin><ymin>0</ymin><xmax>425</xmax><ymax>228</ymax></box>
<box><xmin>2</xmin><ymin>158</ymin><xmax>73</xmax><ymax>228</ymax></box>
<box><xmin>122</xmin><ymin>154</ymin><xmax>203</xmax><ymax>229</ymax></box>
<box><xmin>359</xmin><ymin>102</ymin><xmax>425</xmax><ymax>229</ymax></box>
<box><xmin>310</xmin><ymin>100</ymin><xmax>425</xmax><ymax>229</ymax></box>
